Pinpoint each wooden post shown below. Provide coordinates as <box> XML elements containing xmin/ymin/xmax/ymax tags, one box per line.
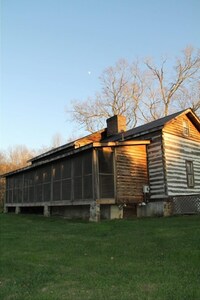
<box><xmin>92</xmin><ymin>149</ymin><xmax>99</xmax><ymax>200</ymax></box>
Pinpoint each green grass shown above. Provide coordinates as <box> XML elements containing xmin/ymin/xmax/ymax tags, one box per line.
<box><xmin>0</xmin><ymin>214</ymin><xmax>200</xmax><ymax>300</ymax></box>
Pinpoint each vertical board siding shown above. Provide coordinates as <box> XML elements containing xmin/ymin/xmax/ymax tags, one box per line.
<box><xmin>116</xmin><ymin>145</ymin><xmax>148</xmax><ymax>203</ymax></box>
<box><xmin>147</xmin><ymin>134</ymin><xmax>166</xmax><ymax>199</ymax></box>
<box><xmin>163</xmin><ymin>132</ymin><xmax>200</xmax><ymax>195</ymax></box>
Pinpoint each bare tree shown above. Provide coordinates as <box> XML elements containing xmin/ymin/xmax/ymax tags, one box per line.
<box><xmin>5</xmin><ymin>145</ymin><xmax>35</xmax><ymax>171</ymax></box>
<box><xmin>143</xmin><ymin>46</ymin><xmax>200</xmax><ymax>120</ymax></box>
<box><xmin>0</xmin><ymin>146</ymin><xmax>35</xmax><ymax>209</ymax></box>
<box><xmin>68</xmin><ymin>46</ymin><xmax>200</xmax><ymax>132</ymax></box>
<box><xmin>51</xmin><ymin>133</ymin><xmax>64</xmax><ymax>148</ymax></box>
<box><xmin>175</xmin><ymin>80</ymin><xmax>200</xmax><ymax>116</ymax></box>
<box><xmin>69</xmin><ymin>59</ymin><xmax>145</xmax><ymax>132</ymax></box>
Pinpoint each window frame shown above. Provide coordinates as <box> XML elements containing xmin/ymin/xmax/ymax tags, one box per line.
<box><xmin>98</xmin><ymin>147</ymin><xmax>115</xmax><ymax>199</ymax></box>
<box><xmin>185</xmin><ymin>160</ymin><xmax>195</xmax><ymax>188</ymax></box>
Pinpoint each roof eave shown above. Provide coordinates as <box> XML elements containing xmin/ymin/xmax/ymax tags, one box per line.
<box><xmin>3</xmin><ymin>139</ymin><xmax>150</xmax><ymax>177</ymax></box>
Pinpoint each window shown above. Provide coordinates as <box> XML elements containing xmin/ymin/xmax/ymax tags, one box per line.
<box><xmin>98</xmin><ymin>147</ymin><xmax>114</xmax><ymax>198</ymax></box>
<box><xmin>186</xmin><ymin>161</ymin><xmax>194</xmax><ymax>188</ymax></box>
<box><xmin>183</xmin><ymin>120</ymin><xmax>189</xmax><ymax>136</ymax></box>
<box><xmin>61</xmin><ymin>160</ymin><xmax>71</xmax><ymax>200</ymax></box>
<box><xmin>73</xmin><ymin>151</ymin><xmax>93</xmax><ymax>200</ymax></box>
<box><xmin>52</xmin><ymin>164</ymin><xmax>61</xmax><ymax>201</ymax></box>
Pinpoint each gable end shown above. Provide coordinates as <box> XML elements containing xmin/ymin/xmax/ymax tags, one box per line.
<box><xmin>163</xmin><ymin>111</ymin><xmax>200</xmax><ymax>142</ymax></box>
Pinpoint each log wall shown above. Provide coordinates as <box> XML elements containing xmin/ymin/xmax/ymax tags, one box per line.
<box><xmin>163</xmin><ymin>115</ymin><xmax>200</xmax><ymax>196</ymax></box>
<box><xmin>163</xmin><ymin>132</ymin><xmax>200</xmax><ymax>195</ymax></box>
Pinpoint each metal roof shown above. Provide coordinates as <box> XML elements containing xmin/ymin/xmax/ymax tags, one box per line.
<box><xmin>103</xmin><ymin>108</ymin><xmax>200</xmax><ymax>141</ymax></box>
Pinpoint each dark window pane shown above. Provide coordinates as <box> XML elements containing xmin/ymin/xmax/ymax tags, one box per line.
<box><xmin>13</xmin><ymin>189</ymin><xmax>18</xmax><ymax>203</ymax></box>
<box><xmin>24</xmin><ymin>177</ymin><xmax>29</xmax><ymax>188</ymax></box>
<box><xmin>83</xmin><ymin>175</ymin><xmax>93</xmax><ymax>199</ymax></box>
<box><xmin>98</xmin><ymin>148</ymin><xmax>113</xmax><ymax>173</ymax></box>
<box><xmin>53</xmin><ymin>164</ymin><xmax>61</xmax><ymax>181</ymax></box>
<box><xmin>6</xmin><ymin>190</ymin><xmax>9</xmax><ymax>203</ymax></box>
<box><xmin>74</xmin><ymin>177</ymin><xmax>82</xmax><ymax>200</ymax></box>
<box><xmin>35</xmin><ymin>184</ymin><xmax>43</xmax><ymax>202</ymax></box>
<box><xmin>8</xmin><ymin>177</ymin><xmax>14</xmax><ymax>189</ymax></box>
<box><xmin>28</xmin><ymin>172</ymin><xmax>35</xmax><ymax>186</ymax></box>
<box><xmin>99</xmin><ymin>175</ymin><xmax>114</xmax><ymax>198</ymax></box>
<box><xmin>186</xmin><ymin>161</ymin><xmax>194</xmax><ymax>188</ymax></box>
<box><xmin>62</xmin><ymin>160</ymin><xmax>71</xmax><ymax>179</ymax></box>
<box><xmin>23</xmin><ymin>187</ymin><xmax>28</xmax><ymax>202</ymax></box>
<box><xmin>44</xmin><ymin>183</ymin><xmax>51</xmax><ymax>202</ymax></box>
<box><xmin>188</xmin><ymin>174</ymin><xmax>194</xmax><ymax>187</ymax></box>
<box><xmin>6</xmin><ymin>190</ymin><xmax>11</xmax><ymax>203</ymax></box>
<box><xmin>62</xmin><ymin>179</ymin><xmax>71</xmax><ymax>200</ymax></box>
<box><xmin>53</xmin><ymin>181</ymin><xmax>61</xmax><ymax>201</ymax></box>
<box><xmin>18</xmin><ymin>189</ymin><xmax>23</xmax><ymax>203</ymax></box>
<box><xmin>83</xmin><ymin>151</ymin><xmax>92</xmax><ymax>175</ymax></box>
<box><xmin>29</xmin><ymin>186</ymin><xmax>35</xmax><ymax>202</ymax></box>
<box><xmin>73</xmin><ymin>156</ymin><xmax>82</xmax><ymax>177</ymax></box>
<box><xmin>35</xmin><ymin>170</ymin><xmax>43</xmax><ymax>184</ymax></box>
<box><xmin>14</xmin><ymin>178</ymin><xmax>18</xmax><ymax>189</ymax></box>
<box><xmin>9</xmin><ymin>190</ymin><xmax>13</xmax><ymax>203</ymax></box>
<box><xmin>43</xmin><ymin>166</ymin><xmax>51</xmax><ymax>182</ymax></box>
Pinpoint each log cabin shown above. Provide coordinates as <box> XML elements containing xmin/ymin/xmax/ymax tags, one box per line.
<box><xmin>4</xmin><ymin>108</ymin><xmax>200</xmax><ymax>220</ymax></box>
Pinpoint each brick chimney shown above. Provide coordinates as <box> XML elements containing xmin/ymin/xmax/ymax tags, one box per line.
<box><xmin>106</xmin><ymin>115</ymin><xmax>126</xmax><ymax>137</ymax></box>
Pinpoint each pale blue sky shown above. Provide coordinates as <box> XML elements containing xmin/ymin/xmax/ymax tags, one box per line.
<box><xmin>1</xmin><ymin>0</ymin><xmax>200</xmax><ymax>150</ymax></box>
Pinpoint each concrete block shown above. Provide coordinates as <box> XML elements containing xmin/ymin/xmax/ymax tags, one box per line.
<box><xmin>163</xmin><ymin>202</ymin><xmax>173</xmax><ymax>217</ymax></box>
<box><xmin>137</xmin><ymin>202</ymin><xmax>164</xmax><ymax>217</ymax></box>
<box><xmin>110</xmin><ymin>205</ymin><xmax>123</xmax><ymax>219</ymax></box>
<box><xmin>15</xmin><ymin>206</ymin><xmax>21</xmax><ymax>214</ymax></box>
<box><xmin>89</xmin><ymin>203</ymin><xmax>100</xmax><ymax>222</ymax></box>
<box><xmin>4</xmin><ymin>206</ymin><xmax>8</xmax><ymax>213</ymax></box>
<box><xmin>44</xmin><ymin>205</ymin><xmax>50</xmax><ymax>217</ymax></box>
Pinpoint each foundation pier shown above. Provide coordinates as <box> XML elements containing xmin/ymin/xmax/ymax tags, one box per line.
<box><xmin>89</xmin><ymin>203</ymin><xmax>100</xmax><ymax>222</ymax></box>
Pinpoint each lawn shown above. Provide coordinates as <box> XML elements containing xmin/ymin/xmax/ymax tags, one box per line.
<box><xmin>0</xmin><ymin>214</ymin><xmax>200</xmax><ymax>300</ymax></box>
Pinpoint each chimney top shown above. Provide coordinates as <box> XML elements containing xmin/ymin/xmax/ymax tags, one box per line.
<box><xmin>106</xmin><ymin>115</ymin><xmax>126</xmax><ymax>137</ymax></box>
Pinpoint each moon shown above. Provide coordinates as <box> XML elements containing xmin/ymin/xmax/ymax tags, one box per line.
<box><xmin>88</xmin><ymin>71</ymin><xmax>91</xmax><ymax>75</ymax></box>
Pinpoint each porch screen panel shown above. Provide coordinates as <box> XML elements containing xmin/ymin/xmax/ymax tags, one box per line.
<box><xmin>12</xmin><ymin>175</ymin><xmax>23</xmax><ymax>203</ymax></box>
<box><xmin>35</xmin><ymin>169</ymin><xmax>43</xmax><ymax>202</ymax></box>
<box><xmin>53</xmin><ymin>181</ymin><xmax>61</xmax><ymax>201</ymax></box>
<box><xmin>23</xmin><ymin>171</ymin><xmax>34</xmax><ymax>203</ymax></box>
<box><xmin>74</xmin><ymin>177</ymin><xmax>82</xmax><ymax>200</ymax></box>
<box><xmin>53</xmin><ymin>163</ymin><xmax>61</xmax><ymax>201</ymax></box>
<box><xmin>73</xmin><ymin>156</ymin><xmax>82</xmax><ymax>200</ymax></box>
<box><xmin>98</xmin><ymin>147</ymin><xmax>114</xmax><ymax>198</ymax></box>
<box><xmin>83</xmin><ymin>151</ymin><xmax>93</xmax><ymax>199</ymax></box>
<box><xmin>73</xmin><ymin>150</ymin><xmax>93</xmax><ymax>201</ymax></box>
<box><xmin>28</xmin><ymin>171</ymin><xmax>35</xmax><ymax>203</ymax></box>
<box><xmin>6</xmin><ymin>190</ymin><xmax>9</xmax><ymax>204</ymax></box>
<box><xmin>62</xmin><ymin>179</ymin><xmax>71</xmax><ymax>200</ymax></box>
<box><xmin>61</xmin><ymin>160</ymin><xmax>71</xmax><ymax>200</ymax></box>
<box><xmin>83</xmin><ymin>176</ymin><xmax>93</xmax><ymax>199</ymax></box>
<box><xmin>43</xmin><ymin>166</ymin><xmax>51</xmax><ymax>202</ymax></box>
<box><xmin>23</xmin><ymin>185</ymin><xmax>28</xmax><ymax>202</ymax></box>
<box><xmin>6</xmin><ymin>177</ymin><xmax>13</xmax><ymax>203</ymax></box>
